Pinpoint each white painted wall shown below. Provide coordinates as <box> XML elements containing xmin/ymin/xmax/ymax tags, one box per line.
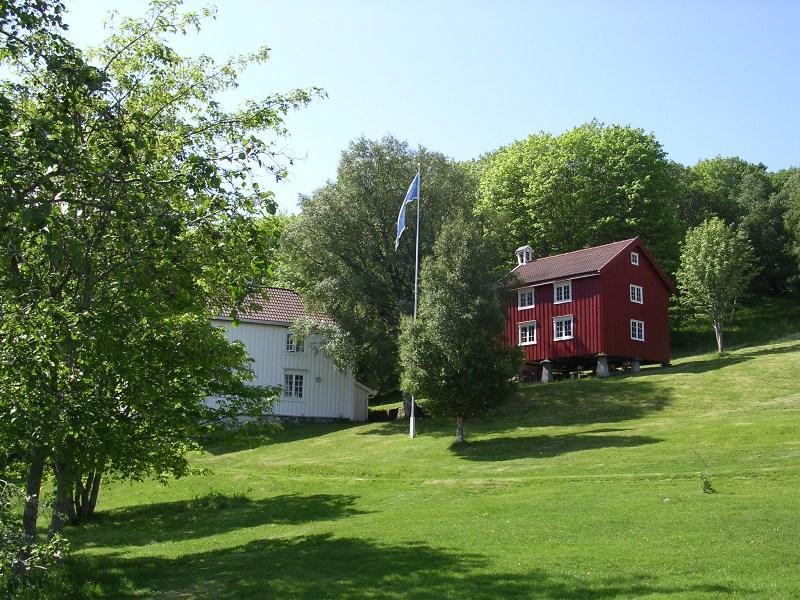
<box><xmin>210</xmin><ymin>319</ymin><xmax>367</xmax><ymax>421</ymax></box>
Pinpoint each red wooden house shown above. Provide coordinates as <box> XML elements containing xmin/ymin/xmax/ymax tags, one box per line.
<box><xmin>504</xmin><ymin>237</ymin><xmax>675</xmax><ymax>381</ymax></box>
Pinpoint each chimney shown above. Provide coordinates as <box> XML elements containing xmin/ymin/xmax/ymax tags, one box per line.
<box><xmin>515</xmin><ymin>244</ymin><xmax>533</xmax><ymax>266</ymax></box>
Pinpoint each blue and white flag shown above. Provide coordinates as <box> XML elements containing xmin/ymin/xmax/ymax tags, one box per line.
<box><xmin>395</xmin><ymin>172</ymin><xmax>420</xmax><ymax>250</ymax></box>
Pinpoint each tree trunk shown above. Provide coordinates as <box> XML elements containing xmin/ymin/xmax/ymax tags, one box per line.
<box><xmin>22</xmin><ymin>452</ymin><xmax>45</xmax><ymax>543</ymax></box>
<box><xmin>71</xmin><ymin>469</ymin><xmax>102</xmax><ymax>522</ymax></box>
<box><xmin>401</xmin><ymin>392</ymin><xmax>412</xmax><ymax>419</ymax></box>
<box><xmin>87</xmin><ymin>470</ymin><xmax>102</xmax><ymax>517</ymax></box>
<box><xmin>713</xmin><ymin>320</ymin><xmax>724</xmax><ymax>354</ymax></box>
<box><xmin>454</xmin><ymin>415</ymin><xmax>465</xmax><ymax>445</ymax></box>
<box><xmin>48</xmin><ymin>461</ymin><xmax>73</xmax><ymax>539</ymax></box>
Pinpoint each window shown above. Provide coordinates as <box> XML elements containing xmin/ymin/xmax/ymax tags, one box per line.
<box><xmin>629</xmin><ymin>284</ymin><xmax>643</xmax><ymax>304</ymax></box>
<box><xmin>283</xmin><ymin>373</ymin><xmax>304</xmax><ymax>398</ymax></box>
<box><xmin>518</xmin><ymin>288</ymin><xmax>534</xmax><ymax>309</ymax></box>
<box><xmin>286</xmin><ymin>332</ymin><xmax>304</xmax><ymax>353</ymax></box>
<box><xmin>631</xmin><ymin>251</ymin><xmax>640</xmax><ymax>266</ymax></box>
<box><xmin>630</xmin><ymin>319</ymin><xmax>645</xmax><ymax>341</ymax></box>
<box><xmin>518</xmin><ymin>321</ymin><xmax>537</xmax><ymax>346</ymax></box>
<box><xmin>554</xmin><ymin>315</ymin><xmax>574</xmax><ymax>340</ymax></box>
<box><xmin>553</xmin><ymin>280</ymin><xmax>572</xmax><ymax>304</ymax></box>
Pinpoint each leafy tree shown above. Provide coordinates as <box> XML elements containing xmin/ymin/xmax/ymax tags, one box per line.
<box><xmin>676</xmin><ymin>217</ymin><xmax>756</xmax><ymax>354</ymax></box>
<box><xmin>398</xmin><ymin>215</ymin><xmax>520</xmax><ymax>445</ymax></box>
<box><xmin>781</xmin><ymin>171</ymin><xmax>800</xmax><ymax>269</ymax></box>
<box><xmin>476</xmin><ymin>121</ymin><xmax>681</xmax><ymax>273</ymax></box>
<box><xmin>0</xmin><ymin>0</ymin><xmax>318</xmax><ymax>565</ymax></box>
<box><xmin>679</xmin><ymin>156</ymin><xmax>765</xmax><ymax>226</ymax></box>
<box><xmin>281</xmin><ymin>136</ymin><xmax>476</xmax><ymax>393</ymax></box>
<box><xmin>736</xmin><ymin>171</ymin><xmax>796</xmax><ymax>293</ymax></box>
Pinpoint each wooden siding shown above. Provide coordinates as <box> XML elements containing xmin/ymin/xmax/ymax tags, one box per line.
<box><xmin>208</xmin><ymin>320</ymin><xmax>367</xmax><ymax>421</ymax></box>
<box><xmin>599</xmin><ymin>243</ymin><xmax>671</xmax><ymax>364</ymax></box>
<box><xmin>504</xmin><ymin>275</ymin><xmax>604</xmax><ymax>363</ymax></box>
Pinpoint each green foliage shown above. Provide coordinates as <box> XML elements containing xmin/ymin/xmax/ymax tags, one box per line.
<box><xmin>476</xmin><ymin>120</ymin><xmax>681</xmax><ymax>272</ymax></box>
<box><xmin>676</xmin><ymin>158</ymin><xmax>797</xmax><ymax>292</ymax></box>
<box><xmin>398</xmin><ymin>215</ymin><xmax>520</xmax><ymax>442</ymax></box>
<box><xmin>1</xmin><ymin>479</ymin><xmax>68</xmax><ymax>599</ymax></box>
<box><xmin>676</xmin><ymin>217</ymin><xmax>756</xmax><ymax>353</ymax></box>
<box><xmin>0</xmin><ymin>0</ymin><xmax>316</xmax><ymax>553</ymax></box>
<box><xmin>281</xmin><ymin>135</ymin><xmax>476</xmax><ymax>392</ymax></box>
<box><xmin>677</xmin><ymin>156</ymin><xmax>765</xmax><ymax>227</ymax></box>
<box><xmin>779</xmin><ymin>172</ymin><xmax>800</xmax><ymax>268</ymax></box>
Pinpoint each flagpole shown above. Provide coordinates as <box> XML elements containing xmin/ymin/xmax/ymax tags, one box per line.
<box><xmin>410</xmin><ymin>164</ymin><xmax>420</xmax><ymax>439</ymax></box>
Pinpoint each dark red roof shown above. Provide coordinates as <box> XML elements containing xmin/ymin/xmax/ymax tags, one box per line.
<box><xmin>216</xmin><ymin>288</ymin><xmax>336</xmax><ymax>326</ymax></box>
<box><xmin>512</xmin><ymin>237</ymin><xmax>675</xmax><ymax>292</ymax></box>
<box><xmin>513</xmin><ymin>238</ymin><xmax>636</xmax><ymax>285</ymax></box>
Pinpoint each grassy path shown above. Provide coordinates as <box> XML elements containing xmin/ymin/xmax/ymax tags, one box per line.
<box><xmin>67</xmin><ymin>339</ymin><xmax>800</xmax><ymax>598</ymax></box>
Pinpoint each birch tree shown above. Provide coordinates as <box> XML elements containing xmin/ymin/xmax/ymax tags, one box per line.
<box><xmin>676</xmin><ymin>218</ymin><xmax>756</xmax><ymax>354</ymax></box>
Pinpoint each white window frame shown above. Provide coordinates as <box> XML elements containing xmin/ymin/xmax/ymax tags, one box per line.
<box><xmin>283</xmin><ymin>372</ymin><xmax>305</xmax><ymax>399</ymax></box>
<box><xmin>553</xmin><ymin>315</ymin><xmax>574</xmax><ymax>341</ymax></box>
<box><xmin>518</xmin><ymin>320</ymin><xmax>537</xmax><ymax>346</ymax></box>
<box><xmin>286</xmin><ymin>332</ymin><xmax>304</xmax><ymax>353</ymax></box>
<box><xmin>518</xmin><ymin>287</ymin><xmax>534</xmax><ymax>309</ymax></box>
<box><xmin>630</xmin><ymin>319</ymin><xmax>645</xmax><ymax>342</ymax></box>
<box><xmin>553</xmin><ymin>280</ymin><xmax>572</xmax><ymax>304</ymax></box>
<box><xmin>629</xmin><ymin>284</ymin><xmax>643</xmax><ymax>304</ymax></box>
<box><xmin>631</xmin><ymin>251</ymin><xmax>640</xmax><ymax>266</ymax></box>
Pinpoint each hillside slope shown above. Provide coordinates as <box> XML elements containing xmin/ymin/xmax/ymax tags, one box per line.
<box><xmin>67</xmin><ymin>338</ymin><xmax>800</xmax><ymax>598</ymax></box>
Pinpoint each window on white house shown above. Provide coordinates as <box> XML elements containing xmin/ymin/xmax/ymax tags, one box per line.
<box><xmin>630</xmin><ymin>284</ymin><xmax>643</xmax><ymax>304</ymax></box>
<box><xmin>631</xmin><ymin>252</ymin><xmax>640</xmax><ymax>266</ymax></box>
<box><xmin>286</xmin><ymin>332</ymin><xmax>304</xmax><ymax>353</ymax></box>
<box><xmin>554</xmin><ymin>315</ymin><xmax>574</xmax><ymax>340</ymax></box>
<box><xmin>553</xmin><ymin>280</ymin><xmax>572</xmax><ymax>304</ymax></box>
<box><xmin>518</xmin><ymin>288</ymin><xmax>534</xmax><ymax>309</ymax></box>
<box><xmin>630</xmin><ymin>319</ymin><xmax>645</xmax><ymax>341</ymax></box>
<box><xmin>518</xmin><ymin>321</ymin><xmax>537</xmax><ymax>345</ymax></box>
<box><xmin>283</xmin><ymin>373</ymin><xmax>304</xmax><ymax>398</ymax></box>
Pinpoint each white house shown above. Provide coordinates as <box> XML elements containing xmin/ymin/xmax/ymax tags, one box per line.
<box><xmin>211</xmin><ymin>288</ymin><xmax>374</xmax><ymax>422</ymax></box>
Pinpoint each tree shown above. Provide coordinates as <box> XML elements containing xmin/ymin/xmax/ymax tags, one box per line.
<box><xmin>0</xmin><ymin>0</ymin><xmax>318</xmax><ymax>566</ymax></box>
<box><xmin>281</xmin><ymin>136</ymin><xmax>476</xmax><ymax>394</ymax></box>
<box><xmin>678</xmin><ymin>156</ymin><xmax>765</xmax><ymax>227</ymax></box>
<box><xmin>398</xmin><ymin>215</ymin><xmax>520</xmax><ymax>445</ymax></box>
<box><xmin>777</xmin><ymin>171</ymin><xmax>800</xmax><ymax>276</ymax></box>
<box><xmin>475</xmin><ymin>121</ymin><xmax>681</xmax><ymax>273</ymax></box>
<box><xmin>676</xmin><ymin>217</ymin><xmax>756</xmax><ymax>354</ymax></box>
<box><xmin>736</xmin><ymin>171</ymin><xmax>796</xmax><ymax>293</ymax></box>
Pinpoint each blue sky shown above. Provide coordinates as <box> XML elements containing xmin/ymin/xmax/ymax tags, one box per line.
<box><xmin>63</xmin><ymin>0</ymin><xmax>800</xmax><ymax>213</ymax></box>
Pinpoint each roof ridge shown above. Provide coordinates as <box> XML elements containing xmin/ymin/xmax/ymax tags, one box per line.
<box><xmin>527</xmin><ymin>238</ymin><xmax>635</xmax><ymax>264</ymax></box>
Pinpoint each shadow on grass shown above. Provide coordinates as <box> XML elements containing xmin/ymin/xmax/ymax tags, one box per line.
<box><xmin>498</xmin><ymin>379</ymin><xmax>674</xmax><ymax>428</ymax></box>
<box><xmin>204</xmin><ymin>421</ymin><xmax>360</xmax><ymax>456</ymax></box>
<box><xmin>451</xmin><ymin>431</ymin><xmax>662</xmax><ymax>461</ymax></box>
<box><xmin>73</xmin><ymin>493</ymin><xmax>365</xmax><ymax>549</ymax></box>
<box><xmin>68</xmin><ymin>533</ymin><xmax>742</xmax><ymax>599</ymax></box>
<box><xmin>359</xmin><ymin>380</ymin><xmax>673</xmax><ymax>439</ymax></box>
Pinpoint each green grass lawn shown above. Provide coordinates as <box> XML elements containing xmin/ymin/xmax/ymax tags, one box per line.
<box><xmin>64</xmin><ymin>337</ymin><xmax>800</xmax><ymax>598</ymax></box>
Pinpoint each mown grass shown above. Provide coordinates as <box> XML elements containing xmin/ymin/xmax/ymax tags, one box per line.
<box><xmin>59</xmin><ymin>329</ymin><xmax>800</xmax><ymax>599</ymax></box>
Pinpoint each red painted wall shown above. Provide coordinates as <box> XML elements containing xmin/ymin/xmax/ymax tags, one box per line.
<box><xmin>504</xmin><ymin>275</ymin><xmax>604</xmax><ymax>362</ymax></box>
<box><xmin>599</xmin><ymin>243</ymin><xmax>671</xmax><ymax>364</ymax></box>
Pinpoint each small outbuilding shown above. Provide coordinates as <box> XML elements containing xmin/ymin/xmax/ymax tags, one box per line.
<box><xmin>209</xmin><ymin>288</ymin><xmax>374</xmax><ymax>421</ymax></box>
<box><xmin>504</xmin><ymin>237</ymin><xmax>675</xmax><ymax>381</ymax></box>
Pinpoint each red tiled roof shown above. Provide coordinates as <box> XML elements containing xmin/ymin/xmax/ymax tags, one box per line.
<box><xmin>513</xmin><ymin>238</ymin><xmax>636</xmax><ymax>286</ymax></box>
<box><xmin>216</xmin><ymin>288</ymin><xmax>336</xmax><ymax>327</ymax></box>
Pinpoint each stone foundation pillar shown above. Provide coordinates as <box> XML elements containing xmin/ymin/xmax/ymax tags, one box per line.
<box><xmin>540</xmin><ymin>360</ymin><xmax>553</xmax><ymax>384</ymax></box>
<box><xmin>631</xmin><ymin>359</ymin><xmax>641</xmax><ymax>374</ymax></box>
<box><xmin>596</xmin><ymin>354</ymin><xmax>610</xmax><ymax>378</ymax></box>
